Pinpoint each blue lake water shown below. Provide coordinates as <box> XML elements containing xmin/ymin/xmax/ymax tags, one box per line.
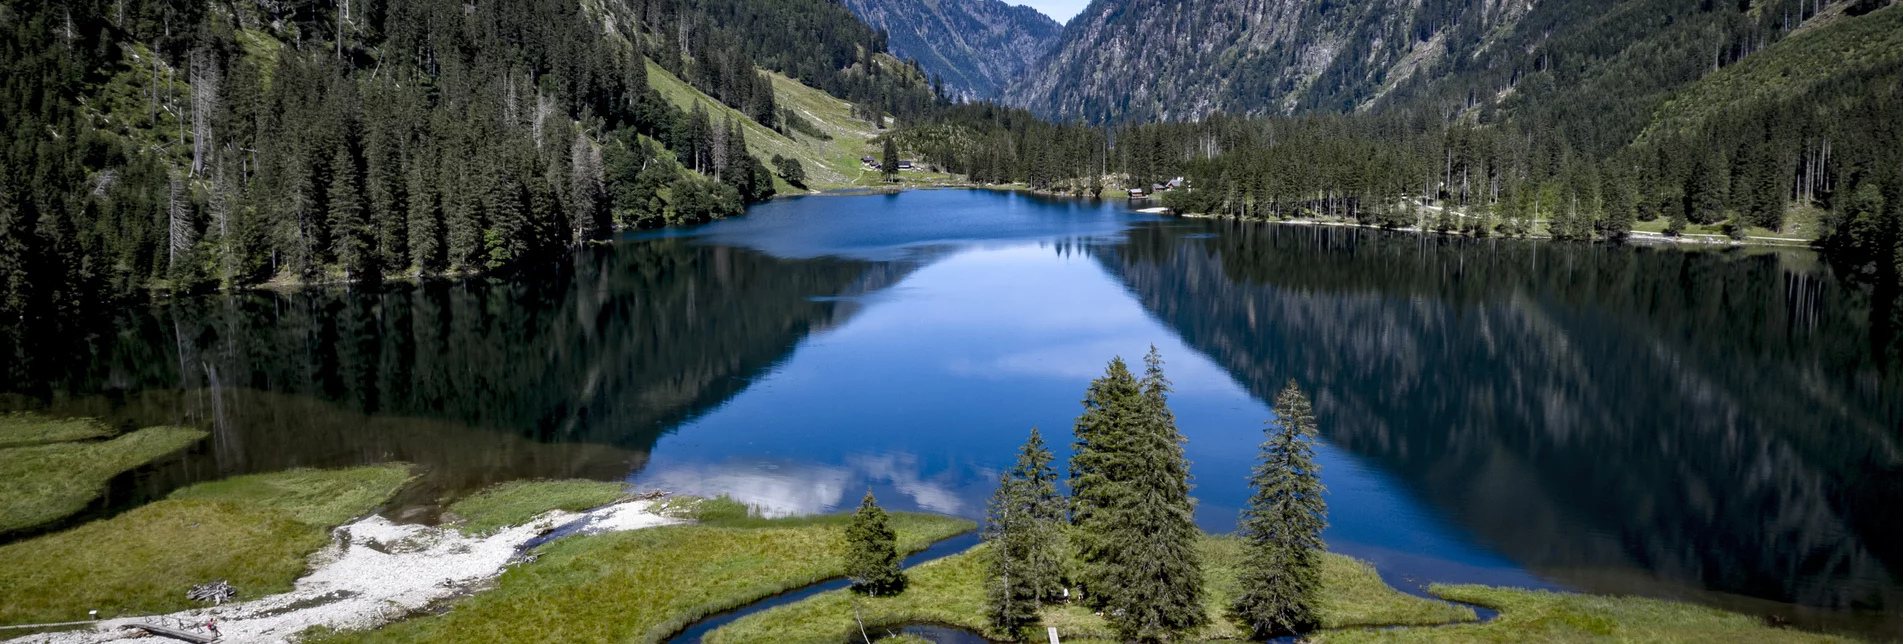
<box><xmin>6</xmin><ymin>189</ymin><xmax>1899</xmax><ymax>636</ymax></box>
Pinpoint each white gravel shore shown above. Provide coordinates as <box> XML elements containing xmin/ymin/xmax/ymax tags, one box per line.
<box><xmin>9</xmin><ymin>499</ymin><xmax>681</xmax><ymax>644</ymax></box>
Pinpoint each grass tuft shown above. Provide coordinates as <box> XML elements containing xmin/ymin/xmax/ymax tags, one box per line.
<box><xmin>445</xmin><ymin>479</ymin><xmax>630</xmax><ymax>535</ymax></box>
<box><xmin>0</xmin><ymin>425</ymin><xmax>207</xmax><ymax>534</ymax></box>
<box><xmin>0</xmin><ymin>464</ymin><xmax>413</xmax><ymax>626</ymax></box>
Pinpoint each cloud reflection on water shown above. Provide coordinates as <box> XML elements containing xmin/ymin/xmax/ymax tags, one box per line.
<box><xmin>637</xmin><ymin>451</ymin><xmax>983</xmax><ymax>518</ymax></box>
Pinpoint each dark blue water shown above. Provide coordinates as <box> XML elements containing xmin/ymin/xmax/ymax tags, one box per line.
<box><xmin>6</xmin><ymin>189</ymin><xmax>1899</xmax><ymax>636</ymax></box>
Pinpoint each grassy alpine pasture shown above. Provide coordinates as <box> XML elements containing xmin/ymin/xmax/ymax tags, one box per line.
<box><xmin>0</xmin><ymin>419</ymin><xmax>206</xmax><ymax>534</ymax></box>
<box><xmin>644</xmin><ymin>58</ymin><xmax>966</xmax><ymax>192</ymax></box>
<box><xmin>0</xmin><ymin>464</ymin><xmax>413</xmax><ymax>626</ymax></box>
<box><xmin>313</xmin><ymin>501</ymin><xmax>974</xmax><ymax>644</ymax></box>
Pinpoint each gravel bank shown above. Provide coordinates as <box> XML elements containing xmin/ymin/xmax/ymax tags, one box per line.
<box><xmin>10</xmin><ymin>499</ymin><xmax>681</xmax><ymax>643</ymax></box>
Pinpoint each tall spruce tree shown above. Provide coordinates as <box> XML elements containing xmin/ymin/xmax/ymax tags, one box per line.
<box><xmin>984</xmin><ymin>427</ymin><xmax>1068</xmax><ymax>636</ymax></box>
<box><xmin>1068</xmin><ymin>356</ymin><xmax>1144</xmax><ymax>599</ymax></box>
<box><xmin>883</xmin><ymin>137</ymin><xmax>900</xmax><ymax>182</ymax></box>
<box><xmin>846</xmin><ymin>490</ymin><xmax>906</xmax><ymax>595</ymax></box>
<box><xmin>1233</xmin><ymin>380</ymin><xmax>1329</xmax><ymax>638</ymax></box>
<box><xmin>1069</xmin><ymin>349</ymin><xmax>1206</xmax><ymax>643</ymax></box>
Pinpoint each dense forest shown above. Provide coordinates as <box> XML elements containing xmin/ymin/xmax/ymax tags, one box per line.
<box><xmin>5</xmin><ymin>0</ymin><xmax>1903</xmax><ymax>323</ymax></box>
<box><xmin>0</xmin><ymin>0</ymin><xmax>942</xmax><ymax>319</ymax></box>
<box><xmin>898</xmin><ymin>2</ymin><xmax>1903</xmax><ymax>285</ymax></box>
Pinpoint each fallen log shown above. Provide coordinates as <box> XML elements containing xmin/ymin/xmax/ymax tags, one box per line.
<box><xmin>132</xmin><ymin>623</ymin><xmax>217</xmax><ymax>643</ymax></box>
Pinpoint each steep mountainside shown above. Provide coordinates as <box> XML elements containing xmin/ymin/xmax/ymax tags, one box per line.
<box><xmin>841</xmin><ymin>0</ymin><xmax>1061</xmax><ymax>100</ymax></box>
<box><xmin>1004</xmin><ymin>0</ymin><xmax>1890</xmax><ymax>133</ymax></box>
<box><xmin>1003</xmin><ymin>0</ymin><xmax>1530</xmax><ymax>122</ymax></box>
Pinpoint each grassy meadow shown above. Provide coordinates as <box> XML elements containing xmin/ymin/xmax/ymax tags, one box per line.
<box><xmin>0</xmin><ymin>464</ymin><xmax>413</xmax><ymax>625</ymax></box>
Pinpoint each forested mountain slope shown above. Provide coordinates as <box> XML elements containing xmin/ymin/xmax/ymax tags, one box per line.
<box><xmin>840</xmin><ymin>0</ymin><xmax>1060</xmax><ymax>100</ymax></box>
<box><xmin>0</xmin><ymin>0</ymin><xmax>940</xmax><ymax>319</ymax></box>
<box><xmin>1002</xmin><ymin>0</ymin><xmax>1532</xmax><ymax>122</ymax></box>
<box><xmin>1004</xmin><ymin>0</ymin><xmax>1890</xmax><ymax>134</ymax></box>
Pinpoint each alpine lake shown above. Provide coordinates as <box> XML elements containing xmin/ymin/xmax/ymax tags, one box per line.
<box><xmin>5</xmin><ymin>189</ymin><xmax>1900</xmax><ymax>638</ymax></box>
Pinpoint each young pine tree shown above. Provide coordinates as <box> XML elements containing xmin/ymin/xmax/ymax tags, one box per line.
<box><xmin>1069</xmin><ymin>349</ymin><xmax>1206</xmax><ymax>643</ymax></box>
<box><xmin>984</xmin><ymin>427</ymin><xmax>1068</xmax><ymax>636</ymax></box>
<box><xmin>846</xmin><ymin>490</ymin><xmax>906</xmax><ymax>595</ymax></box>
<box><xmin>1232</xmin><ymin>380</ymin><xmax>1329</xmax><ymax>639</ymax></box>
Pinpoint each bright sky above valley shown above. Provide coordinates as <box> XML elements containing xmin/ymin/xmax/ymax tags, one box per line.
<box><xmin>1016</xmin><ymin>0</ymin><xmax>1089</xmax><ymax>24</ymax></box>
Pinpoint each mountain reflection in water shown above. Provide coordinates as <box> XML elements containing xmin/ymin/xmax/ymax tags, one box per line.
<box><xmin>2</xmin><ymin>190</ymin><xmax>1898</xmax><ymax>637</ymax></box>
<box><xmin>1099</xmin><ymin>220</ymin><xmax>1902</xmax><ymax>634</ymax></box>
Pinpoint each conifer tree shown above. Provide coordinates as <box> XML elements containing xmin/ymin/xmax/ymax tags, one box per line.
<box><xmin>883</xmin><ymin>137</ymin><xmax>900</xmax><ymax>183</ymax></box>
<box><xmin>329</xmin><ymin>141</ymin><xmax>375</xmax><ymax>281</ymax></box>
<box><xmin>406</xmin><ymin>154</ymin><xmax>444</xmax><ymax>273</ymax></box>
<box><xmin>985</xmin><ymin>427</ymin><xmax>1067</xmax><ymax>636</ymax></box>
<box><xmin>1069</xmin><ymin>350</ymin><xmax>1205</xmax><ymax>643</ymax></box>
<box><xmin>846</xmin><ymin>490</ymin><xmax>906</xmax><ymax>595</ymax></box>
<box><xmin>1068</xmin><ymin>356</ymin><xmax>1144</xmax><ymax>598</ymax></box>
<box><xmin>1232</xmin><ymin>380</ymin><xmax>1329</xmax><ymax>639</ymax></box>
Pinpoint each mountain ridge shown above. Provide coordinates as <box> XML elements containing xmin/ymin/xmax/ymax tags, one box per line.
<box><xmin>840</xmin><ymin>0</ymin><xmax>1061</xmax><ymax>100</ymax></box>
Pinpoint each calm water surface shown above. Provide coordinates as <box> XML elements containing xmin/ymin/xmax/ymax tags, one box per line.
<box><xmin>5</xmin><ymin>190</ymin><xmax>1899</xmax><ymax>637</ymax></box>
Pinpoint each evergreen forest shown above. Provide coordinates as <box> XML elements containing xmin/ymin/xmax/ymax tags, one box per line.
<box><xmin>0</xmin><ymin>0</ymin><xmax>943</xmax><ymax>319</ymax></box>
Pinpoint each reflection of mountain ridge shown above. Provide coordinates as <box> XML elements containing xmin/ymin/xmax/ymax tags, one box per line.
<box><xmin>1</xmin><ymin>238</ymin><xmax>916</xmax><ymax>495</ymax></box>
<box><xmin>1098</xmin><ymin>220</ymin><xmax>1903</xmax><ymax>633</ymax></box>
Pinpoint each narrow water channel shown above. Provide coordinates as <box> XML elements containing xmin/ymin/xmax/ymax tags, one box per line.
<box><xmin>666</xmin><ymin>532</ymin><xmax>983</xmax><ymax>643</ymax></box>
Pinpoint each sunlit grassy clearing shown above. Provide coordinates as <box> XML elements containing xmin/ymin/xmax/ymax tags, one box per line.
<box><xmin>316</xmin><ymin>508</ymin><xmax>974</xmax><ymax>644</ymax></box>
<box><xmin>709</xmin><ymin>535</ymin><xmax>1474</xmax><ymax>643</ymax></box>
<box><xmin>444</xmin><ymin>479</ymin><xmax>630</xmax><ymax>535</ymax></box>
<box><xmin>0</xmin><ymin>464</ymin><xmax>413</xmax><ymax>626</ymax></box>
<box><xmin>644</xmin><ymin>58</ymin><xmax>964</xmax><ymax>191</ymax></box>
<box><xmin>0</xmin><ymin>424</ymin><xmax>206</xmax><ymax>534</ymax></box>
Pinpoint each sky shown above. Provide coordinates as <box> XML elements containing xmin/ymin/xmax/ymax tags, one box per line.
<box><xmin>1015</xmin><ymin>0</ymin><xmax>1090</xmax><ymax>24</ymax></box>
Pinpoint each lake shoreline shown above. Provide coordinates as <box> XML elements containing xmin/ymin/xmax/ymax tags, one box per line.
<box><xmin>1172</xmin><ymin>209</ymin><xmax>1819</xmax><ymax>249</ymax></box>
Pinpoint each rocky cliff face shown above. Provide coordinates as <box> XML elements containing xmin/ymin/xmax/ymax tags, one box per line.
<box><xmin>1002</xmin><ymin>0</ymin><xmax>1530</xmax><ymax>122</ymax></box>
<box><xmin>840</xmin><ymin>0</ymin><xmax>1062</xmax><ymax>100</ymax></box>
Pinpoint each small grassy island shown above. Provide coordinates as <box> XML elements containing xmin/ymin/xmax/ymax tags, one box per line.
<box><xmin>0</xmin><ymin>413</ymin><xmax>206</xmax><ymax>535</ymax></box>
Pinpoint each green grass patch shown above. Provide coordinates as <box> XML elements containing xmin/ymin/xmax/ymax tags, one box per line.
<box><xmin>0</xmin><ymin>425</ymin><xmax>206</xmax><ymax>534</ymax></box>
<box><xmin>1312</xmin><ymin>585</ymin><xmax>1857</xmax><ymax>643</ymax></box>
<box><xmin>166</xmin><ymin>465</ymin><xmax>417</xmax><ymax>526</ymax></box>
<box><xmin>643</xmin><ymin>59</ymin><xmax>966</xmax><ymax>192</ymax></box>
<box><xmin>0</xmin><ymin>412</ymin><xmax>111</xmax><ymax>447</ymax></box>
<box><xmin>445</xmin><ymin>479</ymin><xmax>630</xmax><ymax>535</ymax></box>
<box><xmin>708</xmin><ymin>535</ymin><xmax>1474</xmax><ymax>643</ymax></box>
<box><xmin>0</xmin><ymin>464</ymin><xmax>413</xmax><ymax>625</ymax></box>
<box><xmin>314</xmin><ymin>512</ymin><xmax>974</xmax><ymax>643</ymax></box>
